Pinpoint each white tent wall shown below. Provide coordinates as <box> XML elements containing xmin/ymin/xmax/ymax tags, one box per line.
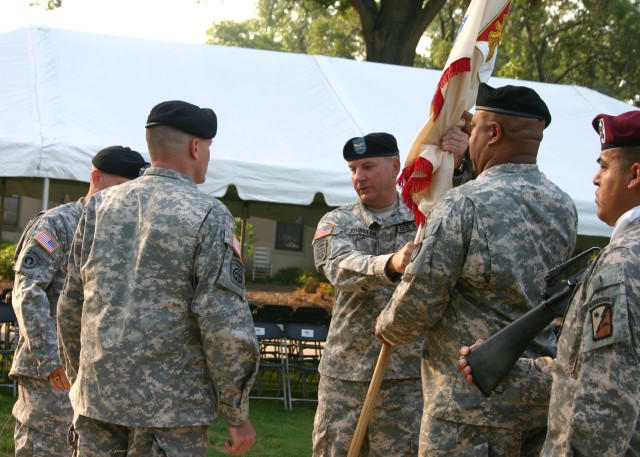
<box><xmin>1</xmin><ymin>25</ymin><xmax>637</xmax><ymax>273</ymax></box>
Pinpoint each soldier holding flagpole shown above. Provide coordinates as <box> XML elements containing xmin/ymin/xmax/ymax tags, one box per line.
<box><xmin>376</xmin><ymin>83</ymin><xmax>578</xmax><ymax>456</ymax></box>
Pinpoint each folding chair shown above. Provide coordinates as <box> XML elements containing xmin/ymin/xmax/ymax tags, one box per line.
<box><xmin>0</xmin><ymin>294</ymin><xmax>17</xmax><ymax>396</ymax></box>
<box><xmin>289</xmin><ymin>306</ymin><xmax>329</xmax><ymax>324</ymax></box>
<box><xmin>251</xmin><ymin>322</ymin><xmax>289</xmax><ymax>410</ymax></box>
<box><xmin>284</xmin><ymin>322</ymin><xmax>328</xmax><ymax>409</ymax></box>
<box><xmin>252</xmin><ymin>304</ymin><xmax>293</xmax><ymax>323</ymax></box>
<box><xmin>252</xmin><ymin>246</ymin><xmax>273</xmax><ymax>281</ymax></box>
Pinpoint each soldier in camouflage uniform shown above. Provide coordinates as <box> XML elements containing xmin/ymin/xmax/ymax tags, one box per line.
<box><xmin>57</xmin><ymin>100</ymin><xmax>259</xmax><ymax>456</ymax></box>
<box><xmin>312</xmin><ymin>129</ymin><xmax>470</xmax><ymax>457</ymax></box>
<box><xmin>10</xmin><ymin>146</ymin><xmax>148</xmax><ymax>456</ymax></box>
<box><xmin>377</xmin><ymin>83</ymin><xmax>578</xmax><ymax>457</ymax></box>
<box><xmin>538</xmin><ymin>110</ymin><xmax>640</xmax><ymax>456</ymax></box>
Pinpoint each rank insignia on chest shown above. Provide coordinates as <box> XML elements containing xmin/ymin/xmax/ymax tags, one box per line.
<box><xmin>314</xmin><ymin>224</ymin><xmax>334</xmax><ymax>241</ymax></box>
<box><xmin>590</xmin><ymin>299</ymin><xmax>613</xmax><ymax>340</ymax></box>
<box><xmin>34</xmin><ymin>230</ymin><xmax>59</xmax><ymax>254</ymax></box>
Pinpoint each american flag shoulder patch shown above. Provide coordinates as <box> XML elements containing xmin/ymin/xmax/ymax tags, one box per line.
<box><xmin>34</xmin><ymin>230</ymin><xmax>59</xmax><ymax>254</ymax></box>
<box><xmin>314</xmin><ymin>223</ymin><xmax>335</xmax><ymax>241</ymax></box>
<box><xmin>232</xmin><ymin>234</ymin><xmax>242</xmax><ymax>259</ymax></box>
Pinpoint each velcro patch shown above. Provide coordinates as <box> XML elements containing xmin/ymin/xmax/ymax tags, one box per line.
<box><xmin>230</xmin><ymin>258</ymin><xmax>245</xmax><ymax>288</ymax></box>
<box><xmin>20</xmin><ymin>251</ymin><xmax>43</xmax><ymax>273</ymax></box>
<box><xmin>590</xmin><ymin>297</ymin><xmax>613</xmax><ymax>340</ymax></box>
<box><xmin>314</xmin><ymin>239</ymin><xmax>328</xmax><ymax>262</ymax></box>
<box><xmin>314</xmin><ymin>224</ymin><xmax>334</xmax><ymax>241</ymax></box>
<box><xmin>232</xmin><ymin>234</ymin><xmax>242</xmax><ymax>259</ymax></box>
<box><xmin>34</xmin><ymin>230</ymin><xmax>59</xmax><ymax>254</ymax></box>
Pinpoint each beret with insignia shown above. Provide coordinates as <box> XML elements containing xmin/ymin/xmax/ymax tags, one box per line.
<box><xmin>592</xmin><ymin>110</ymin><xmax>640</xmax><ymax>150</ymax></box>
<box><xmin>343</xmin><ymin>132</ymin><xmax>400</xmax><ymax>161</ymax></box>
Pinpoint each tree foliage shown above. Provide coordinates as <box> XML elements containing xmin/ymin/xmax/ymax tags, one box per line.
<box><xmin>28</xmin><ymin>0</ymin><xmax>61</xmax><ymax>10</ymax></box>
<box><xmin>206</xmin><ymin>0</ymin><xmax>448</xmax><ymax>65</ymax></box>
<box><xmin>206</xmin><ymin>0</ymin><xmax>364</xmax><ymax>59</ymax></box>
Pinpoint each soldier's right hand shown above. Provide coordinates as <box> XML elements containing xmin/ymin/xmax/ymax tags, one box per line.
<box><xmin>226</xmin><ymin>420</ymin><xmax>256</xmax><ymax>455</ymax></box>
<box><xmin>386</xmin><ymin>242</ymin><xmax>416</xmax><ymax>276</ymax></box>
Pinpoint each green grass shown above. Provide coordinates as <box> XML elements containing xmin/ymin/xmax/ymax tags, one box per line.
<box><xmin>0</xmin><ymin>388</ymin><xmax>316</xmax><ymax>457</ymax></box>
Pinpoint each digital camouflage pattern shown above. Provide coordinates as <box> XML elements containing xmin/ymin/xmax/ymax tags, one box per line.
<box><xmin>377</xmin><ymin>164</ymin><xmax>578</xmax><ymax>451</ymax></box>
<box><xmin>313</xmin><ymin>375</ymin><xmax>421</xmax><ymax>457</ymax></box>
<box><xmin>72</xmin><ymin>414</ymin><xmax>209</xmax><ymax>457</ymax></box>
<box><xmin>312</xmin><ymin>197</ymin><xmax>422</xmax><ymax>456</ymax></box>
<box><xmin>10</xmin><ymin>200</ymin><xmax>82</xmax><ymax>455</ymax></box>
<box><xmin>312</xmin><ymin>198</ymin><xmax>422</xmax><ymax>381</ymax></box>
<box><xmin>57</xmin><ymin>168</ymin><xmax>259</xmax><ymax>429</ymax></box>
<box><xmin>542</xmin><ymin>217</ymin><xmax>640</xmax><ymax>456</ymax></box>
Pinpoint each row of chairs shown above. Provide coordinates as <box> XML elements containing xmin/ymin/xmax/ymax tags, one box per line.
<box><xmin>250</xmin><ymin>304</ymin><xmax>331</xmax><ymax>326</ymax></box>
<box><xmin>0</xmin><ymin>289</ymin><xmax>17</xmax><ymax>395</ymax></box>
<box><xmin>251</xmin><ymin>320</ymin><xmax>329</xmax><ymax>411</ymax></box>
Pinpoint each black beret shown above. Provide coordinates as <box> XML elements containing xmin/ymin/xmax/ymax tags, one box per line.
<box><xmin>343</xmin><ymin>132</ymin><xmax>399</xmax><ymax>161</ymax></box>
<box><xmin>92</xmin><ymin>146</ymin><xmax>149</xmax><ymax>180</ymax></box>
<box><xmin>592</xmin><ymin>111</ymin><xmax>640</xmax><ymax>150</ymax></box>
<box><xmin>476</xmin><ymin>83</ymin><xmax>552</xmax><ymax>128</ymax></box>
<box><xmin>145</xmin><ymin>100</ymin><xmax>217</xmax><ymax>139</ymax></box>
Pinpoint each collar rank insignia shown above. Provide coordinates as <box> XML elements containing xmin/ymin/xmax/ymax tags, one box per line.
<box><xmin>591</xmin><ymin>301</ymin><xmax>613</xmax><ymax>340</ymax></box>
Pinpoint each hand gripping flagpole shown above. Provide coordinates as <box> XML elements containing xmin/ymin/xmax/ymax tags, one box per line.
<box><xmin>347</xmin><ymin>1</ymin><xmax>511</xmax><ymax>455</ymax></box>
<box><xmin>347</xmin><ymin>226</ymin><xmax>424</xmax><ymax>457</ymax></box>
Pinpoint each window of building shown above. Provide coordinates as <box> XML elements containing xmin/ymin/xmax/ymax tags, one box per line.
<box><xmin>2</xmin><ymin>195</ymin><xmax>19</xmax><ymax>226</ymax></box>
<box><xmin>275</xmin><ymin>221</ymin><xmax>304</xmax><ymax>251</ymax></box>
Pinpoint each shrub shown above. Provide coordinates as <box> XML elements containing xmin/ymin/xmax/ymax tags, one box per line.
<box><xmin>270</xmin><ymin>266</ymin><xmax>304</xmax><ymax>285</ymax></box>
<box><xmin>0</xmin><ymin>242</ymin><xmax>17</xmax><ymax>281</ymax></box>
<box><xmin>297</xmin><ymin>270</ymin><xmax>334</xmax><ymax>301</ymax></box>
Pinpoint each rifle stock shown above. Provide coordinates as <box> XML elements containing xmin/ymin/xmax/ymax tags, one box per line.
<box><xmin>463</xmin><ymin>247</ymin><xmax>600</xmax><ymax>397</ymax></box>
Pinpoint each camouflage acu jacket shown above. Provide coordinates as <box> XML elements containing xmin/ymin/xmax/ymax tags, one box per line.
<box><xmin>542</xmin><ymin>216</ymin><xmax>640</xmax><ymax>456</ymax></box>
<box><xmin>378</xmin><ymin>163</ymin><xmax>578</xmax><ymax>430</ymax></box>
<box><xmin>313</xmin><ymin>197</ymin><xmax>423</xmax><ymax>381</ymax></box>
<box><xmin>10</xmin><ymin>199</ymin><xmax>83</xmax><ymax>380</ymax></box>
<box><xmin>57</xmin><ymin>168</ymin><xmax>259</xmax><ymax>428</ymax></box>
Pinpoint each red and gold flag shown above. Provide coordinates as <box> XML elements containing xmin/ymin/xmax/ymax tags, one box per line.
<box><xmin>398</xmin><ymin>0</ymin><xmax>511</xmax><ymax>226</ymax></box>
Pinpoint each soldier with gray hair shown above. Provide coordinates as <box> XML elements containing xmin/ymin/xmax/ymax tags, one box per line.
<box><xmin>10</xmin><ymin>145</ymin><xmax>148</xmax><ymax>455</ymax></box>
<box><xmin>377</xmin><ymin>83</ymin><xmax>578</xmax><ymax>456</ymax></box>
<box><xmin>57</xmin><ymin>100</ymin><xmax>259</xmax><ymax>456</ymax></box>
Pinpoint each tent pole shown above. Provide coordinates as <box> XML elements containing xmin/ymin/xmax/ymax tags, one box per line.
<box><xmin>41</xmin><ymin>178</ymin><xmax>50</xmax><ymax>211</ymax></box>
<box><xmin>240</xmin><ymin>203</ymin><xmax>249</xmax><ymax>260</ymax></box>
<box><xmin>0</xmin><ymin>179</ymin><xmax>5</xmax><ymax>241</ymax></box>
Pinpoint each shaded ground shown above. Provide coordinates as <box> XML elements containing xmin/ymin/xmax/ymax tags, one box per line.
<box><xmin>1</xmin><ymin>279</ymin><xmax>333</xmax><ymax>311</ymax></box>
<box><xmin>246</xmin><ymin>282</ymin><xmax>333</xmax><ymax>311</ymax></box>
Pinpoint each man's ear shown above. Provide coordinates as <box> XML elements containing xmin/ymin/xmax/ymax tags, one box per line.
<box><xmin>90</xmin><ymin>168</ymin><xmax>101</xmax><ymax>186</ymax></box>
<box><xmin>628</xmin><ymin>162</ymin><xmax>640</xmax><ymax>189</ymax></box>
<box><xmin>188</xmin><ymin>138</ymin><xmax>199</xmax><ymax>160</ymax></box>
<box><xmin>488</xmin><ymin>122</ymin><xmax>502</xmax><ymax>145</ymax></box>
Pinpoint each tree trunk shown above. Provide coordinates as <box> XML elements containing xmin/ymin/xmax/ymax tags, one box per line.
<box><xmin>351</xmin><ymin>0</ymin><xmax>448</xmax><ymax>66</ymax></box>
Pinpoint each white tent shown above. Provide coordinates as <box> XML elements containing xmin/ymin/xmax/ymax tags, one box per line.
<box><xmin>1</xmin><ymin>25</ymin><xmax>637</xmax><ymax>237</ymax></box>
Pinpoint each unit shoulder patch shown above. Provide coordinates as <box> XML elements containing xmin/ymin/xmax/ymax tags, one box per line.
<box><xmin>590</xmin><ymin>297</ymin><xmax>613</xmax><ymax>341</ymax></box>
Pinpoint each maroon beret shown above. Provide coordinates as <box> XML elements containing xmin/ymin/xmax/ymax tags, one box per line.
<box><xmin>592</xmin><ymin>110</ymin><xmax>640</xmax><ymax>150</ymax></box>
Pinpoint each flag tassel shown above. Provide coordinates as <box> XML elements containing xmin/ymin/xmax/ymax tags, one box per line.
<box><xmin>397</xmin><ymin>156</ymin><xmax>434</xmax><ymax>227</ymax></box>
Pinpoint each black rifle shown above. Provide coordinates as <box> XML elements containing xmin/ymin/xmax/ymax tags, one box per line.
<box><xmin>463</xmin><ymin>247</ymin><xmax>601</xmax><ymax>397</ymax></box>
